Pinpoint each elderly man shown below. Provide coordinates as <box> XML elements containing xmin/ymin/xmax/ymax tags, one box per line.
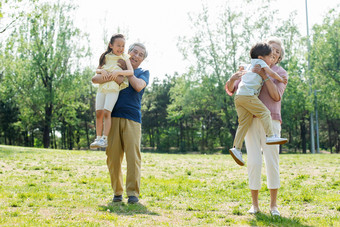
<box><xmin>92</xmin><ymin>43</ymin><xmax>149</xmax><ymax>204</ymax></box>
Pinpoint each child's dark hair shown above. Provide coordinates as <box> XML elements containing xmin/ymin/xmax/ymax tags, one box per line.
<box><xmin>99</xmin><ymin>34</ymin><xmax>125</xmax><ymax>67</ymax></box>
<box><xmin>250</xmin><ymin>42</ymin><xmax>272</xmax><ymax>59</ymax></box>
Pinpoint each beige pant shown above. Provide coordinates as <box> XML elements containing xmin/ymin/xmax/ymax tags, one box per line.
<box><xmin>245</xmin><ymin>118</ymin><xmax>281</xmax><ymax>190</ymax></box>
<box><xmin>106</xmin><ymin>117</ymin><xmax>141</xmax><ymax>197</ymax></box>
<box><xmin>233</xmin><ymin>95</ymin><xmax>274</xmax><ymax>149</ymax></box>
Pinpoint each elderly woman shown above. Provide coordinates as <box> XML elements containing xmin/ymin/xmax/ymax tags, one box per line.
<box><xmin>225</xmin><ymin>37</ymin><xmax>288</xmax><ymax>216</ymax></box>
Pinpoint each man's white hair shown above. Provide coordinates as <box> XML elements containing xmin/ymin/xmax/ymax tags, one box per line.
<box><xmin>128</xmin><ymin>43</ymin><xmax>148</xmax><ymax>59</ymax></box>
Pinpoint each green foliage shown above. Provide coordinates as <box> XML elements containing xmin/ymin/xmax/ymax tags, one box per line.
<box><xmin>142</xmin><ymin>2</ymin><xmax>340</xmax><ymax>153</ymax></box>
<box><xmin>0</xmin><ymin>0</ymin><xmax>339</xmax><ymax>153</ymax></box>
<box><xmin>0</xmin><ymin>0</ymin><xmax>95</xmax><ymax>149</ymax></box>
<box><xmin>309</xmin><ymin>9</ymin><xmax>340</xmax><ymax>153</ymax></box>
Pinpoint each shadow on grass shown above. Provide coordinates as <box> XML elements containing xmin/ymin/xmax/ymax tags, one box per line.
<box><xmin>99</xmin><ymin>201</ymin><xmax>159</xmax><ymax>216</ymax></box>
<box><xmin>249</xmin><ymin>213</ymin><xmax>310</xmax><ymax>227</ymax></box>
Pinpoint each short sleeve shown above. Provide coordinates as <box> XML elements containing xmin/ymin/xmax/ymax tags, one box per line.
<box><xmin>275</xmin><ymin>66</ymin><xmax>288</xmax><ymax>98</ymax></box>
<box><xmin>251</xmin><ymin>59</ymin><xmax>269</xmax><ymax>68</ymax></box>
<box><xmin>122</xmin><ymin>53</ymin><xmax>131</xmax><ymax>61</ymax></box>
<box><xmin>139</xmin><ymin>70</ymin><xmax>150</xmax><ymax>86</ymax></box>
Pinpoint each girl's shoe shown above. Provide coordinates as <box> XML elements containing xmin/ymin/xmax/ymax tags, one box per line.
<box><xmin>97</xmin><ymin>137</ymin><xmax>108</xmax><ymax>148</ymax></box>
<box><xmin>90</xmin><ymin>138</ymin><xmax>101</xmax><ymax>149</ymax></box>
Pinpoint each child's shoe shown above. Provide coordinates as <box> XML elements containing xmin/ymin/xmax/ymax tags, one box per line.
<box><xmin>90</xmin><ymin>138</ymin><xmax>101</xmax><ymax>149</ymax></box>
<box><xmin>97</xmin><ymin>137</ymin><xmax>108</xmax><ymax>148</ymax></box>
<box><xmin>266</xmin><ymin>135</ymin><xmax>288</xmax><ymax>145</ymax></box>
<box><xmin>229</xmin><ymin>148</ymin><xmax>245</xmax><ymax>166</ymax></box>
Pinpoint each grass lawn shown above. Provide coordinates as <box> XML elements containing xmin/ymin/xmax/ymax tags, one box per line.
<box><xmin>0</xmin><ymin>145</ymin><xmax>339</xmax><ymax>226</ymax></box>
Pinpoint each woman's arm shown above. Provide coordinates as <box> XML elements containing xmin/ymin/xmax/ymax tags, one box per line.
<box><xmin>263</xmin><ymin>67</ymin><xmax>286</xmax><ymax>84</ymax></box>
<box><xmin>253</xmin><ymin>65</ymin><xmax>281</xmax><ymax>102</ymax></box>
<box><xmin>252</xmin><ymin>65</ymin><xmax>281</xmax><ymax>102</ymax></box>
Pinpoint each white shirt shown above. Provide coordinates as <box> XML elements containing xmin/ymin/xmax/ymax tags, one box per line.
<box><xmin>236</xmin><ymin>59</ymin><xmax>268</xmax><ymax>96</ymax></box>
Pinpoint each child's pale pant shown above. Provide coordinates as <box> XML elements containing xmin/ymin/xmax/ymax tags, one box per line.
<box><xmin>106</xmin><ymin>117</ymin><xmax>141</xmax><ymax>197</ymax></box>
<box><xmin>96</xmin><ymin>92</ymin><xmax>119</xmax><ymax>111</ymax></box>
<box><xmin>245</xmin><ymin>118</ymin><xmax>281</xmax><ymax>190</ymax></box>
<box><xmin>233</xmin><ymin>95</ymin><xmax>274</xmax><ymax>149</ymax></box>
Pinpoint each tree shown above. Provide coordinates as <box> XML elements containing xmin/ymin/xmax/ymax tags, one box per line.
<box><xmin>175</xmin><ymin>1</ymin><xmax>301</xmax><ymax>152</ymax></box>
<box><xmin>309</xmin><ymin>9</ymin><xmax>340</xmax><ymax>153</ymax></box>
<box><xmin>3</xmin><ymin>1</ymin><xmax>88</xmax><ymax>148</ymax></box>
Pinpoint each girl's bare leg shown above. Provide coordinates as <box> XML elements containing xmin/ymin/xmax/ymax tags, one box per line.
<box><xmin>103</xmin><ymin>109</ymin><xmax>112</xmax><ymax>136</ymax></box>
<box><xmin>96</xmin><ymin>110</ymin><xmax>104</xmax><ymax>136</ymax></box>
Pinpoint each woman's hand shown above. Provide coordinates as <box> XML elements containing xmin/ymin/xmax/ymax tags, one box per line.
<box><xmin>230</xmin><ymin>70</ymin><xmax>247</xmax><ymax>81</ymax></box>
<box><xmin>226</xmin><ymin>70</ymin><xmax>246</xmax><ymax>94</ymax></box>
<box><xmin>252</xmin><ymin>64</ymin><xmax>267</xmax><ymax>79</ymax></box>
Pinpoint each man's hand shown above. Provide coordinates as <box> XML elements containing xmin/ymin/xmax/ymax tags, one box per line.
<box><xmin>101</xmin><ymin>70</ymin><xmax>110</xmax><ymax>80</ymax></box>
<box><xmin>108</xmin><ymin>71</ymin><xmax>119</xmax><ymax>81</ymax></box>
<box><xmin>118</xmin><ymin>59</ymin><xmax>127</xmax><ymax>70</ymax></box>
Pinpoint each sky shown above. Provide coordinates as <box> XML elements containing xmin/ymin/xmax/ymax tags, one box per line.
<box><xmin>72</xmin><ymin>0</ymin><xmax>339</xmax><ymax>83</ymax></box>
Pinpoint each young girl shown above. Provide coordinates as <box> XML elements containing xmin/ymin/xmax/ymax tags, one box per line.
<box><xmin>229</xmin><ymin>42</ymin><xmax>288</xmax><ymax>166</ymax></box>
<box><xmin>90</xmin><ymin>34</ymin><xmax>133</xmax><ymax>149</ymax></box>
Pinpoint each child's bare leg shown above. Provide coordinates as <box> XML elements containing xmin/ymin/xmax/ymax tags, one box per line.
<box><xmin>96</xmin><ymin>110</ymin><xmax>104</xmax><ymax>136</ymax></box>
<box><xmin>103</xmin><ymin>109</ymin><xmax>112</xmax><ymax>136</ymax></box>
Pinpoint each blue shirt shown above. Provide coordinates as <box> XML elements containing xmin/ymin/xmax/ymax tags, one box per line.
<box><xmin>111</xmin><ymin>68</ymin><xmax>150</xmax><ymax>123</ymax></box>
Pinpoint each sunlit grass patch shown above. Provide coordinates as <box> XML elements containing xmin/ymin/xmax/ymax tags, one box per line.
<box><xmin>0</xmin><ymin>145</ymin><xmax>339</xmax><ymax>226</ymax></box>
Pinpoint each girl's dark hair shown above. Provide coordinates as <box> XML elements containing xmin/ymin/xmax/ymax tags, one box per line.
<box><xmin>250</xmin><ymin>42</ymin><xmax>272</xmax><ymax>59</ymax></box>
<box><xmin>99</xmin><ymin>34</ymin><xmax>125</xmax><ymax>67</ymax></box>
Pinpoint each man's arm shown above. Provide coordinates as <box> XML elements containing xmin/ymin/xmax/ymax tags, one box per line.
<box><xmin>92</xmin><ymin>70</ymin><xmax>125</xmax><ymax>85</ymax></box>
<box><xmin>114</xmin><ymin>58</ymin><xmax>134</xmax><ymax>76</ymax></box>
<box><xmin>128</xmin><ymin>75</ymin><xmax>146</xmax><ymax>93</ymax></box>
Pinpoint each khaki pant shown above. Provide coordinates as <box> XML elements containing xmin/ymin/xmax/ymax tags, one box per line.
<box><xmin>233</xmin><ymin>95</ymin><xmax>273</xmax><ymax>149</ymax></box>
<box><xmin>106</xmin><ymin>117</ymin><xmax>141</xmax><ymax>197</ymax></box>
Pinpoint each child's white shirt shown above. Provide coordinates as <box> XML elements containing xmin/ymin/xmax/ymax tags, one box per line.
<box><xmin>236</xmin><ymin>59</ymin><xmax>269</xmax><ymax>96</ymax></box>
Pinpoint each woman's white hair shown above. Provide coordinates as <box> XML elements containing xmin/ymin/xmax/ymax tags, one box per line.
<box><xmin>265</xmin><ymin>36</ymin><xmax>285</xmax><ymax>64</ymax></box>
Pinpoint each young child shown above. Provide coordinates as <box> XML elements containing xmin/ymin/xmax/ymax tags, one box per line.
<box><xmin>229</xmin><ymin>42</ymin><xmax>288</xmax><ymax>166</ymax></box>
<box><xmin>90</xmin><ymin>34</ymin><xmax>133</xmax><ymax>149</ymax></box>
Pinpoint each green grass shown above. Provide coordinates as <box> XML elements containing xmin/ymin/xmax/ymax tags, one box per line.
<box><xmin>0</xmin><ymin>145</ymin><xmax>339</xmax><ymax>226</ymax></box>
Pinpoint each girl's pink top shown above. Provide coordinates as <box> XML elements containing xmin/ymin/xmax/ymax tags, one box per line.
<box><xmin>225</xmin><ymin>64</ymin><xmax>288</xmax><ymax>123</ymax></box>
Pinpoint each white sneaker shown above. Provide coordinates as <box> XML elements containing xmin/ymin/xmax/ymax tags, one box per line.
<box><xmin>90</xmin><ymin>138</ymin><xmax>101</xmax><ymax>149</ymax></box>
<box><xmin>97</xmin><ymin>137</ymin><xmax>108</xmax><ymax>148</ymax></box>
<box><xmin>229</xmin><ymin>148</ymin><xmax>245</xmax><ymax>166</ymax></box>
<box><xmin>266</xmin><ymin>135</ymin><xmax>288</xmax><ymax>145</ymax></box>
<box><xmin>248</xmin><ymin>205</ymin><xmax>260</xmax><ymax>214</ymax></box>
<box><xmin>270</xmin><ymin>208</ymin><xmax>281</xmax><ymax>216</ymax></box>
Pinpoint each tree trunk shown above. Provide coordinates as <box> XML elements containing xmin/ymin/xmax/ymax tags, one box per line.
<box><xmin>68</xmin><ymin>125</ymin><xmax>73</xmax><ymax>150</ymax></box>
<box><xmin>43</xmin><ymin>103</ymin><xmax>52</xmax><ymax>148</ymax></box>
<box><xmin>327</xmin><ymin>118</ymin><xmax>332</xmax><ymax>153</ymax></box>
<box><xmin>85</xmin><ymin>117</ymin><xmax>89</xmax><ymax>149</ymax></box>
<box><xmin>301</xmin><ymin>118</ymin><xmax>307</xmax><ymax>153</ymax></box>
